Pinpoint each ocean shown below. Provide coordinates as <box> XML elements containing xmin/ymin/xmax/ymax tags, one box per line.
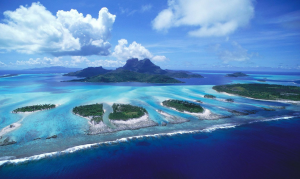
<box><xmin>0</xmin><ymin>70</ymin><xmax>300</xmax><ymax>178</ymax></box>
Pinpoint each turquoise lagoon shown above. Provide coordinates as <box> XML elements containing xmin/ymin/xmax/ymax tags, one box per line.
<box><xmin>0</xmin><ymin>71</ymin><xmax>300</xmax><ymax>165</ymax></box>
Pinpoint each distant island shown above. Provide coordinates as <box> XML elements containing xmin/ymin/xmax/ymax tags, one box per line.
<box><xmin>225</xmin><ymin>72</ymin><xmax>248</xmax><ymax>77</ymax></box>
<box><xmin>64</xmin><ymin>66</ymin><xmax>112</xmax><ymax>77</ymax></box>
<box><xmin>12</xmin><ymin>104</ymin><xmax>56</xmax><ymax>113</ymax></box>
<box><xmin>257</xmin><ymin>80</ymin><xmax>266</xmax><ymax>82</ymax></box>
<box><xmin>63</xmin><ymin>58</ymin><xmax>203</xmax><ymax>83</ymax></box>
<box><xmin>213</xmin><ymin>83</ymin><xmax>300</xmax><ymax>101</ymax></box>
<box><xmin>204</xmin><ymin>94</ymin><xmax>216</xmax><ymax>99</ymax></box>
<box><xmin>0</xmin><ymin>74</ymin><xmax>18</xmax><ymax>78</ymax></box>
<box><xmin>109</xmin><ymin>104</ymin><xmax>147</xmax><ymax>120</ymax></box>
<box><xmin>162</xmin><ymin>99</ymin><xmax>204</xmax><ymax>113</ymax></box>
<box><xmin>226</xmin><ymin>98</ymin><xmax>234</xmax><ymax>102</ymax></box>
<box><xmin>73</xmin><ymin>103</ymin><xmax>104</xmax><ymax>123</ymax></box>
<box><xmin>69</xmin><ymin>69</ymin><xmax>182</xmax><ymax>83</ymax></box>
<box><xmin>28</xmin><ymin>66</ymin><xmax>81</xmax><ymax>73</ymax></box>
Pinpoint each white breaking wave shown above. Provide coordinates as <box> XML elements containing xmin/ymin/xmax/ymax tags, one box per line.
<box><xmin>0</xmin><ymin>115</ymin><xmax>298</xmax><ymax>167</ymax></box>
<box><xmin>249</xmin><ymin>116</ymin><xmax>295</xmax><ymax>123</ymax></box>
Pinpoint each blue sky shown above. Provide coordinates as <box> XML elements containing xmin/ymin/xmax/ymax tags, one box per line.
<box><xmin>0</xmin><ymin>0</ymin><xmax>299</xmax><ymax>71</ymax></box>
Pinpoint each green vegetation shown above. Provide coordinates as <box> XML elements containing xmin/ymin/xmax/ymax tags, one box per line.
<box><xmin>64</xmin><ymin>66</ymin><xmax>111</xmax><ymax>77</ymax></box>
<box><xmin>262</xmin><ymin>107</ymin><xmax>275</xmax><ymax>111</ymax></box>
<box><xmin>162</xmin><ymin>99</ymin><xmax>204</xmax><ymax>113</ymax></box>
<box><xmin>204</xmin><ymin>94</ymin><xmax>216</xmax><ymax>99</ymax></box>
<box><xmin>226</xmin><ymin>98</ymin><xmax>234</xmax><ymax>102</ymax></box>
<box><xmin>63</xmin><ymin>58</ymin><xmax>204</xmax><ymax>83</ymax></box>
<box><xmin>67</xmin><ymin>70</ymin><xmax>182</xmax><ymax>83</ymax></box>
<box><xmin>108</xmin><ymin>104</ymin><xmax>147</xmax><ymax>120</ymax></box>
<box><xmin>257</xmin><ymin>80</ymin><xmax>266</xmax><ymax>82</ymax></box>
<box><xmin>196</xmin><ymin>100</ymin><xmax>203</xmax><ymax>103</ymax></box>
<box><xmin>13</xmin><ymin>104</ymin><xmax>55</xmax><ymax>113</ymax></box>
<box><xmin>226</xmin><ymin>72</ymin><xmax>248</xmax><ymax>77</ymax></box>
<box><xmin>73</xmin><ymin>103</ymin><xmax>104</xmax><ymax>123</ymax></box>
<box><xmin>213</xmin><ymin>83</ymin><xmax>300</xmax><ymax>101</ymax></box>
<box><xmin>166</xmin><ymin>71</ymin><xmax>204</xmax><ymax>78</ymax></box>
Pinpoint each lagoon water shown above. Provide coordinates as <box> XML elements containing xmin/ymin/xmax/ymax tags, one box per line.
<box><xmin>0</xmin><ymin>70</ymin><xmax>300</xmax><ymax>178</ymax></box>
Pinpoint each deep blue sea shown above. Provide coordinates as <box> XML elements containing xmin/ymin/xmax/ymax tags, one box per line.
<box><xmin>0</xmin><ymin>70</ymin><xmax>300</xmax><ymax>178</ymax></box>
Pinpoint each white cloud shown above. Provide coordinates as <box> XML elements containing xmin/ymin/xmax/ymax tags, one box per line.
<box><xmin>270</xmin><ymin>10</ymin><xmax>300</xmax><ymax>29</ymax></box>
<box><xmin>13</xmin><ymin>57</ymin><xmax>64</xmax><ymax>66</ymax></box>
<box><xmin>87</xmin><ymin>59</ymin><xmax>125</xmax><ymax>67</ymax></box>
<box><xmin>0</xmin><ymin>61</ymin><xmax>6</xmax><ymax>66</ymax></box>
<box><xmin>10</xmin><ymin>56</ymin><xmax>125</xmax><ymax>68</ymax></box>
<box><xmin>71</xmin><ymin>56</ymin><xmax>89</xmax><ymax>64</ymax></box>
<box><xmin>112</xmin><ymin>39</ymin><xmax>168</xmax><ymax>62</ymax></box>
<box><xmin>0</xmin><ymin>2</ymin><xmax>116</xmax><ymax>56</ymax></box>
<box><xmin>141</xmin><ymin>4</ymin><xmax>152</xmax><ymax>12</ymax></box>
<box><xmin>152</xmin><ymin>0</ymin><xmax>254</xmax><ymax>37</ymax></box>
<box><xmin>152</xmin><ymin>55</ymin><xmax>168</xmax><ymax>62</ymax></box>
<box><xmin>213</xmin><ymin>41</ymin><xmax>254</xmax><ymax>63</ymax></box>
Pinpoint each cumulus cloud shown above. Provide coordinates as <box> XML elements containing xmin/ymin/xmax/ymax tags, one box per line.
<box><xmin>212</xmin><ymin>41</ymin><xmax>254</xmax><ymax>63</ymax></box>
<box><xmin>71</xmin><ymin>56</ymin><xmax>89</xmax><ymax>64</ymax></box>
<box><xmin>112</xmin><ymin>39</ymin><xmax>168</xmax><ymax>62</ymax></box>
<box><xmin>87</xmin><ymin>59</ymin><xmax>125</xmax><ymax>67</ymax></box>
<box><xmin>152</xmin><ymin>0</ymin><xmax>254</xmax><ymax>37</ymax></box>
<box><xmin>13</xmin><ymin>57</ymin><xmax>64</xmax><ymax>66</ymax></box>
<box><xmin>0</xmin><ymin>2</ymin><xmax>116</xmax><ymax>56</ymax></box>
<box><xmin>0</xmin><ymin>61</ymin><xmax>6</xmax><ymax>66</ymax></box>
<box><xmin>10</xmin><ymin>56</ymin><xmax>124</xmax><ymax>68</ymax></box>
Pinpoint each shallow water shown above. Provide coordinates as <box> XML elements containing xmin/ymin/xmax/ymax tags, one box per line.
<box><xmin>0</xmin><ymin>71</ymin><xmax>300</xmax><ymax>178</ymax></box>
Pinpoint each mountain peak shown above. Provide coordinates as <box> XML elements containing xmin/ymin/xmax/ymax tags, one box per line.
<box><xmin>119</xmin><ymin>58</ymin><xmax>166</xmax><ymax>74</ymax></box>
<box><xmin>64</xmin><ymin>66</ymin><xmax>111</xmax><ymax>77</ymax></box>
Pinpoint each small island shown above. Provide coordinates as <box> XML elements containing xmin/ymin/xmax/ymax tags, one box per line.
<box><xmin>162</xmin><ymin>99</ymin><xmax>204</xmax><ymax>113</ymax></box>
<box><xmin>226</xmin><ymin>98</ymin><xmax>234</xmax><ymax>102</ymax></box>
<box><xmin>225</xmin><ymin>72</ymin><xmax>248</xmax><ymax>77</ymax></box>
<box><xmin>109</xmin><ymin>104</ymin><xmax>147</xmax><ymax>120</ymax></box>
<box><xmin>74</xmin><ymin>103</ymin><xmax>158</xmax><ymax>135</ymax></box>
<box><xmin>73</xmin><ymin>103</ymin><xmax>104</xmax><ymax>123</ymax></box>
<box><xmin>204</xmin><ymin>94</ymin><xmax>216</xmax><ymax>99</ymax></box>
<box><xmin>0</xmin><ymin>74</ymin><xmax>18</xmax><ymax>78</ymax></box>
<box><xmin>213</xmin><ymin>83</ymin><xmax>300</xmax><ymax>101</ymax></box>
<box><xmin>257</xmin><ymin>80</ymin><xmax>266</xmax><ymax>82</ymax></box>
<box><xmin>12</xmin><ymin>104</ymin><xmax>56</xmax><ymax>113</ymax></box>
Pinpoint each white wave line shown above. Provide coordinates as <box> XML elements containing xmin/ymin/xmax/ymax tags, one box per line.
<box><xmin>0</xmin><ymin>115</ymin><xmax>298</xmax><ymax>167</ymax></box>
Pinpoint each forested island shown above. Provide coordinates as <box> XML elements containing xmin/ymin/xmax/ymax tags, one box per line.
<box><xmin>12</xmin><ymin>104</ymin><xmax>56</xmax><ymax>113</ymax></box>
<box><xmin>63</xmin><ymin>58</ymin><xmax>203</xmax><ymax>83</ymax></box>
<box><xmin>109</xmin><ymin>104</ymin><xmax>147</xmax><ymax>120</ymax></box>
<box><xmin>226</xmin><ymin>72</ymin><xmax>248</xmax><ymax>77</ymax></box>
<box><xmin>162</xmin><ymin>99</ymin><xmax>204</xmax><ymax>113</ymax></box>
<box><xmin>213</xmin><ymin>83</ymin><xmax>300</xmax><ymax>101</ymax></box>
<box><xmin>204</xmin><ymin>94</ymin><xmax>216</xmax><ymax>99</ymax></box>
<box><xmin>73</xmin><ymin>103</ymin><xmax>104</xmax><ymax>123</ymax></box>
<box><xmin>226</xmin><ymin>98</ymin><xmax>234</xmax><ymax>102</ymax></box>
<box><xmin>64</xmin><ymin>66</ymin><xmax>111</xmax><ymax>77</ymax></box>
<box><xmin>68</xmin><ymin>69</ymin><xmax>182</xmax><ymax>83</ymax></box>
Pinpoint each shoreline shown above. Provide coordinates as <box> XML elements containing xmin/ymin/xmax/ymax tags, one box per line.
<box><xmin>161</xmin><ymin>103</ymin><xmax>221</xmax><ymax>120</ymax></box>
<box><xmin>0</xmin><ymin>115</ymin><xmax>298</xmax><ymax>166</ymax></box>
<box><xmin>156</xmin><ymin>110</ymin><xmax>189</xmax><ymax>124</ymax></box>
<box><xmin>74</xmin><ymin>112</ymin><xmax>158</xmax><ymax>135</ymax></box>
<box><xmin>0</xmin><ymin>113</ymin><xmax>31</xmax><ymax>137</ymax></box>
<box><xmin>88</xmin><ymin>114</ymin><xmax>158</xmax><ymax>135</ymax></box>
<box><xmin>217</xmin><ymin>91</ymin><xmax>300</xmax><ymax>104</ymax></box>
<box><xmin>11</xmin><ymin>104</ymin><xmax>60</xmax><ymax>114</ymax></box>
<box><xmin>1</xmin><ymin>104</ymin><xmax>60</xmax><ymax>138</ymax></box>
